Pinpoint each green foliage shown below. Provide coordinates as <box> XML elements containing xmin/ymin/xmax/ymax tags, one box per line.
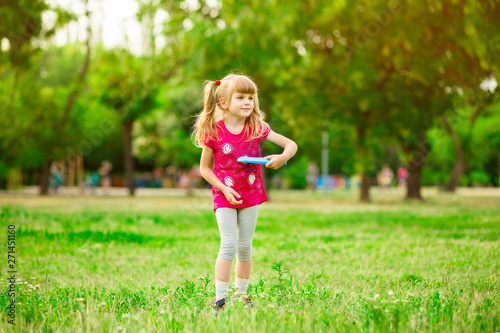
<box><xmin>2</xmin><ymin>0</ymin><xmax>499</xmax><ymax>190</ymax></box>
<box><xmin>469</xmin><ymin>170</ymin><xmax>491</xmax><ymax>186</ymax></box>
<box><xmin>282</xmin><ymin>155</ymin><xmax>309</xmax><ymax>190</ymax></box>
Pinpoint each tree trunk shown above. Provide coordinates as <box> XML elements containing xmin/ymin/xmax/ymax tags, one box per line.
<box><xmin>68</xmin><ymin>157</ymin><xmax>75</xmax><ymax>187</ymax></box>
<box><xmin>406</xmin><ymin>132</ymin><xmax>428</xmax><ymax>200</ymax></box>
<box><xmin>442</xmin><ymin>113</ymin><xmax>466</xmax><ymax>192</ymax></box>
<box><xmin>355</xmin><ymin>123</ymin><xmax>371</xmax><ymax>203</ymax></box>
<box><xmin>39</xmin><ymin>159</ymin><xmax>53</xmax><ymax>195</ymax></box>
<box><xmin>446</xmin><ymin>155</ymin><xmax>466</xmax><ymax>191</ymax></box>
<box><xmin>359</xmin><ymin>173</ymin><xmax>371</xmax><ymax>202</ymax></box>
<box><xmin>123</xmin><ymin>120</ymin><xmax>135</xmax><ymax>196</ymax></box>
<box><xmin>77</xmin><ymin>155</ymin><xmax>84</xmax><ymax>194</ymax></box>
<box><xmin>407</xmin><ymin>162</ymin><xmax>423</xmax><ymax>199</ymax></box>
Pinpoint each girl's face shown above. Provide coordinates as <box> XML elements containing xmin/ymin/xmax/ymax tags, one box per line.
<box><xmin>222</xmin><ymin>92</ymin><xmax>255</xmax><ymax>120</ymax></box>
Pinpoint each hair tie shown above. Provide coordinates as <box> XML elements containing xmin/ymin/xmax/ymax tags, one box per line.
<box><xmin>215</xmin><ymin>80</ymin><xmax>221</xmax><ymax>86</ymax></box>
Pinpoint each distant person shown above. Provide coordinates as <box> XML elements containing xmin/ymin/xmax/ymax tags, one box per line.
<box><xmin>379</xmin><ymin>164</ymin><xmax>393</xmax><ymax>188</ymax></box>
<box><xmin>189</xmin><ymin>165</ymin><xmax>202</xmax><ymax>188</ymax></box>
<box><xmin>192</xmin><ymin>74</ymin><xmax>298</xmax><ymax>316</ymax></box>
<box><xmin>177</xmin><ymin>169</ymin><xmax>190</xmax><ymax>189</ymax></box>
<box><xmin>98</xmin><ymin>160</ymin><xmax>112</xmax><ymax>195</ymax></box>
<box><xmin>152</xmin><ymin>167</ymin><xmax>164</xmax><ymax>188</ymax></box>
<box><xmin>84</xmin><ymin>170</ymin><xmax>100</xmax><ymax>195</ymax></box>
<box><xmin>164</xmin><ymin>166</ymin><xmax>175</xmax><ymax>187</ymax></box>
<box><xmin>307</xmin><ymin>161</ymin><xmax>319</xmax><ymax>191</ymax></box>
<box><xmin>397</xmin><ymin>166</ymin><xmax>408</xmax><ymax>188</ymax></box>
<box><xmin>49</xmin><ymin>162</ymin><xmax>63</xmax><ymax>194</ymax></box>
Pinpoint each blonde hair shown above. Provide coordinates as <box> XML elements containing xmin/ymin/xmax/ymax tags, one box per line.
<box><xmin>192</xmin><ymin>74</ymin><xmax>268</xmax><ymax>148</ymax></box>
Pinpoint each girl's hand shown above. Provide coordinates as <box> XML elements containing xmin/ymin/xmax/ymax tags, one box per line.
<box><xmin>222</xmin><ymin>186</ymin><xmax>243</xmax><ymax>205</ymax></box>
<box><xmin>264</xmin><ymin>154</ymin><xmax>287</xmax><ymax>170</ymax></box>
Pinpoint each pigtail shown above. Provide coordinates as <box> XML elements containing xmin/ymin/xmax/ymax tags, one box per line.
<box><xmin>192</xmin><ymin>80</ymin><xmax>221</xmax><ymax>148</ymax></box>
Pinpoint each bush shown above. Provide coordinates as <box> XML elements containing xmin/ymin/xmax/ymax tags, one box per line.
<box><xmin>470</xmin><ymin>170</ymin><xmax>490</xmax><ymax>186</ymax></box>
<box><xmin>459</xmin><ymin>174</ymin><xmax>469</xmax><ymax>187</ymax></box>
<box><xmin>282</xmin><ymin>155</ymin><xmax>309</xmax><ymax>189</ymax></box>
<box><xmin>421</xmin><ymin>168</ymin><xmax>448</xmax><ymax>186</ymax></box>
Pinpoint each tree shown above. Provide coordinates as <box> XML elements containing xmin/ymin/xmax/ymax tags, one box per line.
<box><xmin>93</xmin><ymin>48</ymin><xmax>159</xmax><ymax>195</ymax></box>
<box><xmin>0</xmin><ymin>0</ymin><xmax>91</xmax><ymax>195</ymax></box>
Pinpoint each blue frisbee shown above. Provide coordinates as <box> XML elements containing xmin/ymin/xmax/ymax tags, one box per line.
<box><xmin>237</xmin><ymin>156</ymin><xmax>287</xmax><ymax>165</ymax></box>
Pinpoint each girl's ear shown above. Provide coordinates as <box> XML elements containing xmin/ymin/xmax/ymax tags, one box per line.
<box><xmin>219</xmin><ymin>97</ymin><xmax>228</xmax><ymax>110</ymax></box>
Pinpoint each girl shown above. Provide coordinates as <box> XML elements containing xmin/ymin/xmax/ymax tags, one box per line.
<box><xmin>192</xmin><ymin>74</ymin><xmax>297</xmax><ymax>315</ymax></box>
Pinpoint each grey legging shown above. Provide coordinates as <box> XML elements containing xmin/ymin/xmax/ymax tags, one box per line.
<box><xmin>215</xmin><ymin>206</ymin><xmax>258</xmax><ymax>261</ymax></box>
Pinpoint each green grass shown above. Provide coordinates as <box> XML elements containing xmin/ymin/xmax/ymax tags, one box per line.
<box><xmin>0</xmin><ymin>190</ymin><xmax>499</xmax><ymax>332</ymax></box>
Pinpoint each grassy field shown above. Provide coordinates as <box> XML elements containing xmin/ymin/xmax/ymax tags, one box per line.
<box><xmin>0</xmin><ymin>188</ymin><xmax>499</xmax><ymax>332</ymax></box>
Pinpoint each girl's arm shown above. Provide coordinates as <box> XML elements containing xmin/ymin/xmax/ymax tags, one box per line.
<box><xmin>200</xmin><ymin>145</ymin><xmax>243</xmax><ymax>205</ymax></box>
<box><xmin>264</xmin><ymin>130</ymin><xmax>298</xmax><ymax>170</ymax></box>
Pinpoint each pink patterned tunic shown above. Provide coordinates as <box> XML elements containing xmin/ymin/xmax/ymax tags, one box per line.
<box><xmin>204</xmin><ymin>120</ymin><xmax>271</xmax><ymax>212</ymax></box>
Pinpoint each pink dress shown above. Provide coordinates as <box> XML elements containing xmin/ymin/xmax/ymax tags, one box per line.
<box><xmin>204</xmin><ymin>120</ymin><xmax>271</xmax><ymax>211</ymax></box>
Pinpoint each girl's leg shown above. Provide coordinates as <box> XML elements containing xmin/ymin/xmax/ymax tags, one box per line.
<box><xmin>215</xmin><ymin>207</ymin><xmax>238</xmax><ymax>301</ymax></box>
<box><xmin>235</xmin><ymin>205</ymin><xmax>258</xmax><ymax>295</ymax></box>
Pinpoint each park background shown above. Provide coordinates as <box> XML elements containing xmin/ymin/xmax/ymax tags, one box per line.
<box><xmin>1</xmin><ymin>0</ymin><xmax>500</xmax><ymax>332</ymax></box>
<box><xmin>0</xmin><ymin>0</ymin><xmax>499</xmax><ymax>199</ymax></box>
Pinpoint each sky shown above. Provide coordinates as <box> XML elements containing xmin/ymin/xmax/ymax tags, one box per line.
<box><xmin>48</xmin><ymin>0</ymin><xmax>146</xmax><ymax>54</ymax></box>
